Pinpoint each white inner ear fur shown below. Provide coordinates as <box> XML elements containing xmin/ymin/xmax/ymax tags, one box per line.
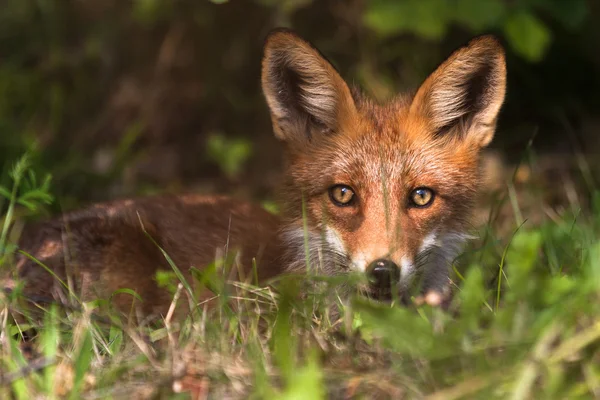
<box><xmin>409</xmin><ymin>36</ymin><xmax>506</xmax><ymax>148</ymax></box>
<box><xmin>261</xmin><ymin>33</ymin><xmax>357</xmax><ymax>141</ymax></box>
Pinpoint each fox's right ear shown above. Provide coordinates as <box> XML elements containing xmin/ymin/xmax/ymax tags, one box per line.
<box><xmin>410</xmin><ymin>35</ymin><xmax>507</xmax><ymax>148</ymax></box>
<box><xmin>261</xmin><ymin>29</ymin><xmax>357</xmax><ymax>143</ymax></box>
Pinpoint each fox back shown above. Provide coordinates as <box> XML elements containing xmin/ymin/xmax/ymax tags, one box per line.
<box><xmin>10</xmin><ymin>29</ymin><xmax>506</xmax><ymax>316</ymax></box>
<box><xmin>11</xmin><ymin>195</ymin><xmax>283</xmax><ymax>316</ymax></box>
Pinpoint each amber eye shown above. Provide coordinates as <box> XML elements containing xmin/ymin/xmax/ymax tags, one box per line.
<box><xmin>329</xmin><ymin>185</ymin><xmax>356</xmax><ymax>206</ymax></box>
<box><xmin>410</xmin><ymin>187</ymin><xmax>434</xmax><ymax>208</ymax></box>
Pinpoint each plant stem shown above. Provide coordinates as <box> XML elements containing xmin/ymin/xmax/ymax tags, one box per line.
<box><xmin>0</xmin><ymin>170</ymin><xmax>21</xmax><ymax>256</ymax></box>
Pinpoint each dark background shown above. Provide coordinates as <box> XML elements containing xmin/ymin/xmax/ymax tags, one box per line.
<box><xmin>1</xmin><ymin>0</ymin><xmax>599</xmax><ymax>214</ymax></box>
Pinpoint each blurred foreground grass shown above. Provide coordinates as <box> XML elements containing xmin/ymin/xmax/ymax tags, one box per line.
<box><xmin>0</xmin><ymin>155</ymin><xmax>599</xmax><ymax>399</ymax></box>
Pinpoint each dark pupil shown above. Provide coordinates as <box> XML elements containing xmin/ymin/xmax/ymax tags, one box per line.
<box><xmin>415</xmin><ymin>189</ymin><xmax>428</xmax><ymax>203</ymax></box>
<box><xmin>339</xmin><ymin>188</ymin><xmax>348</xmax><ymax>200</ymax></box>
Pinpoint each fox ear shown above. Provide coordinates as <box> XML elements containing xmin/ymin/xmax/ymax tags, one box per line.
<box><xmin>261</xmin><ymin>29</ymin><xmax>357</xmax><ymax>143</ymax></box>
<box><xmin>410</xmin><ymin>35</ymin><xmax>507</xmax><ymax>147</ymax></box>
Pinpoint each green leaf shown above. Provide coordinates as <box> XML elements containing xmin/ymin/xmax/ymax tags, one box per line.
<box><xmin>0</xmin><ymin>185</ymin><xmax>11</xmax><ymax>198</ymax></box>
<box><xmin>585</xmin><ymin>240</ymin><xmax>600</xmax><ymax>291</ymax></box>
<box><xmin>110</xmin><ymin>288</ymin><xmax>143</xmax><ymax>303</ymax></box>
<box><xmin>132</xmin><ymin>0</ymin><xmax>172</xmax><ymax>25</ymax></box>
<box><xmin>5</xmin><ymin>328</ymin><xmax>31</xmax><ymax>400</ymax></box>
<box><xmin>454</xmin><ymin>0</ymin><xmax>506</xmax><ymax>31</ymax></box>
<box><xmin>504</xmin><ymin>11</ymin><xmax>551</xmax><ymax>62</ymax></box>
<box><xmin>503</xmin><ymin>229</ymin><xmax>543</xmax><ymax>300</ymax></box>
<box><xmin>272</xmin><ymin>284</ymin><xmax>298</xmax><ymax>383</ymax></box>
<box><xmin>17</xmin><ymin>198</ymin><xmax>38</xmax><ymax>211</ymax></box>
<box><xmin>69</xmin><ymin>327</ymin><xmax>94</xmax><ymax>400</ymax></box>
<box><xmin>206</xmin><ymin>133</ymin><xmax>253</xmax><ymax>179</ymax></box>
<box><xmin>506</xmin><ymin>230</ymin><xmax>542</xmax><ymax>280</ymax></box>
<box><xmin>108</xmin><ymin>326</ymin><xmax>124</xmax><ymax>355</ymax></box>
<box><xmin>40</xmin><ymin>304</ymin><xmax>59</xmax><ymax>395</ymax></box>
<box><xmin>155</xmin><ymin>270</ymin><xmax>178</xmax><ymax>293</ymax></box>
<box><xmin>19</xmin><ymin>188</ymin><xmax>54</xmax><ymax>202</ymax></box>
<box><xmin>261</xmin><ymin>200</ymin><xmax>279</xmax><ymax>215</ymax></box>
<box><xmin>542</xmin><ymin>275</ymin><xmax>577</xmax><ymax>305</ymax></box>
<box><xmin>352</xmin><ymin>297</ymin><xmax>455</xmax><ymax>358</ymax></box>
<box><xmin>278</xmin><ymin>351</ymin><xmax>325</xmax><ymax>400</ymax></box>
<box><xmin>9</xmin><ymin>154</ymin><xmax>30</xmax><ymax>181</ymax></box>
<box><xmin>459</xmin><ymin>265</ymin><xmax>486</xmax><ymax>323</ymax></box>
<box><xmin>364</xmin><ymin>0</ymin><xmax>450</xmax><ymax>39</ymax></box>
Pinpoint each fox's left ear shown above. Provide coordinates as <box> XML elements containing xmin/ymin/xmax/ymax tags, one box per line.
<box><xmin>410</xmin><ymin>35</ymin><xmax>506</xmax><ymax>147</ymax></box>
<box><xmin>261</xmin><ymin>29</ymin><xmax>358</xmax><ymax>144</ymax></box>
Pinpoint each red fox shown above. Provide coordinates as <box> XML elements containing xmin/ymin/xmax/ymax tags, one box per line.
<box><xmin>8</xmin><ymin>29</ymin><xmax>506</xmax><ymax>317</ymax></box>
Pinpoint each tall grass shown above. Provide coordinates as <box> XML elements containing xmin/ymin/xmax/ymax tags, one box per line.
<box><xmin>1</xmin><ymin>154</ymin><xmax>599</xmax><ymax>399</ymax></box>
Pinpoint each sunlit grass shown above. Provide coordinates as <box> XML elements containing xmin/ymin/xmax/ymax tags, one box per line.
<box><xmin>1</xmin><ymin>155</ymin><xmax>599</xmax><ymax>399</ymax></box>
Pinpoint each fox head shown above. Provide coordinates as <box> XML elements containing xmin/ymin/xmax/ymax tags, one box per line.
<box><xmin>261</xmin><ymin>29</ymin><xmax>506</xmax><ymax>300</ymax></box>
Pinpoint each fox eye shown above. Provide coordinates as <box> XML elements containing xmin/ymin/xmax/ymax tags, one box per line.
<box><xmin>329</xmin><ymin>185</ymin><xmax>356</xmax><ymax>206</ymax></box>
<box><xmin>410</xmin><ymin>187</ymin><xmax>434</xmax><ymax>208</ymax></box>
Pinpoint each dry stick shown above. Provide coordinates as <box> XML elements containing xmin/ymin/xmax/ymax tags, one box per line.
<box><xmin>511</xmin><ymin>322</ymin><xmax>561</xmax><ymax>400</ymax></box>
<box><xmin>425</xmin><ymin>369</ymin><xmax>508</xmax><ymax>400</ymax></box>
<box><xmin>547</xmin><ymin>321</ymin><xmax>600</xmax><ymax>364</ymax></box>
<box><xmin>2</xmin><ymin>286</ymin><xmax>122</xmax><ymax>332</ymax></box>
<box><xmin>123</xmin><ymin>324</ymin><xmax>159</xmax><ymax>368</ymax></box>
<box><xmin>0</xmin><ymin>305</ymin><xmax>7</xmax><ymax>346</ymax></box>
<box><xmin>165</xmin><ymin>283</ymin><xmax>185</xmax><ymax>388</ymax></box>
<box><xmin>165</xmin><ymin>283</ymin><xmax>184</xmax><ymax>353</ymax></box>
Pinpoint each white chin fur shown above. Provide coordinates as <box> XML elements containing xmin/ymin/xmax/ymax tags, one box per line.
<box><xmin>324</xmin><ymin>227</ymin><xmax>346</xmax><ymax>254</ymax></box>
<box><xmin>400</xmin><ymin>256</ymin><xmax>415</xmax><ymax>283</ymax></box>
<box><xmin>419</xmin><ymin>230</ymin><xmax>438</xmax><ymax>253</ymax></box>
<box><xmin>350</xmin><ymin>258</ymin><xmax>367</xmax><ymax>272</ymax></box>
<box><xmin>281</xmin><ymin>225</ymin><xmax>351</xmax><ymax>275</ymax></box>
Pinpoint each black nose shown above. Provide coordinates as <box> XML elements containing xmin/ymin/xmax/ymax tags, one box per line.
<box><xmin>366</xmin><ymin>259</ymin><xmax>400</xmax><ymax>290</ymax></box>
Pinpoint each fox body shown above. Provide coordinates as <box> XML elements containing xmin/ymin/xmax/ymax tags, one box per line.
<box><xmin>10</xmin><ymin>29</ymin><xmax>506</xmax><ymax>316</ymax></box>
<box><xmin>12</xmin><ymin>196</ymin><xmax>283</xmax><ymax>315</ymax></box>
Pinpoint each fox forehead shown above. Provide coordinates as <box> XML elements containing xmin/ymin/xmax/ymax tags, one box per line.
<box><xmin>288</xmin><ymin>96</ymin><xmax>480</xmax><ymax>197</ymax></box>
